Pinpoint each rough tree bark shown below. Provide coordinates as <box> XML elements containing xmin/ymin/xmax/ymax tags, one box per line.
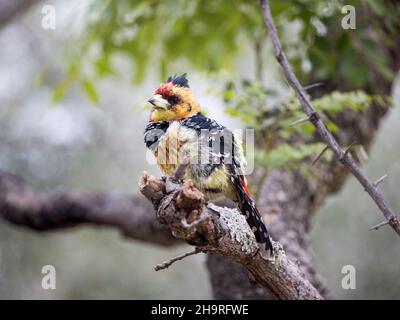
<box><xmin>0</xmin><ymin>171</ymin><xmax>178</xmax><ymax>246</ymax></box>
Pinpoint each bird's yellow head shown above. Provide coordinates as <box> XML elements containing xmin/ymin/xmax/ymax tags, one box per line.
<box><xmin>148</xmin><ymin>74</ymin><xmax>200</xmax><ymax>122</ymax></box>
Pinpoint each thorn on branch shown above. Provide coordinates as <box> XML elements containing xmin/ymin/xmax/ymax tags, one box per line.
<box><xmin>289</xmin><ymin>111</ymin><xmax>318</xmax><ymax>127</ymax></box>
<box><xmin>369</xmin><ymin>220</ymin><xmax>390</xmax><ymax>231</ymax></box>
<box><xmin>304</xmin><ymin>82</ymin><xmax>324</xmax><ymax>91</ymax></box>
<box><xmin>154</xmin><ymin>247</ymin><xmax>203</xmax><ymax>271</ymax></box>
<box><xmin>289</xmin><ymin>116</ymin><xmax>310</xmax><ymax>127</ymax></box>
<box><xmin>373</xmin><ymin>174</ymin><xmax>388</xmax><ymax>188</ymax></box>
<box><xmin>338</xmin><ymin>142</ymin><xmax>357</xmax><ymax>163</ymax></box>
<box><xmin>311</xmin><ymin>145</ymin><xmax>329</xmax><ymax>167</ymax></box>
<box><xmin>343</xmin><ymin>141</ymin><xmax>357</xmax><ymax>156</ymax></box>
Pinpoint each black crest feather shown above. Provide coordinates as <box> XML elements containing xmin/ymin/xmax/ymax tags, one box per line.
<box><xmin>167</xmin><ymin>73</ymin><xmax>189</xmax><ymax>88</ymax></box>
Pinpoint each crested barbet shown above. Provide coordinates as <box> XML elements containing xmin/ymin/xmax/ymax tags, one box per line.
<box><xmin>144</xmin><ymin>74</ymin><xmax>272</xmax><ymax>255</ymax></box>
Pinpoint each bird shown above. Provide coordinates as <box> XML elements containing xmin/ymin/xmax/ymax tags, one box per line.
<box><xmin>144</xmin><ymin>73</ymin><xmax>272</xmax><ymax>256</ymax></box>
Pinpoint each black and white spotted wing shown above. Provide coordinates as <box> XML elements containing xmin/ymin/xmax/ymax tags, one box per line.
<box><xmin>144</xmin><ymin>121</ymin><xmax>170</xmax><ymax>151</ymax></box>
<box><xmin>181</xmin><ymin>112</ymin><xmax>272</xmax><ymax>255</ymax></box>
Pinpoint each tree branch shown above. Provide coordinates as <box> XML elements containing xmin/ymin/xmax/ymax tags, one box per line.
<box><xmin>0</xmin><ymin>168</ymin><xmax>323</xmax><ymax>299</ymax></box>
<box><xmin>139</xmin><ymin>171</ymin><xmax>322</xmax><ymax>300</ymax></box>
<box><xmin>259</xmin><ymin>0</ymin><xmax>400</xmax><ymax>236</ymax></box>
<box><xmin>0</xmin><ymin>171</ymin><xmax>179</xmax><ymax>246</ymax></box>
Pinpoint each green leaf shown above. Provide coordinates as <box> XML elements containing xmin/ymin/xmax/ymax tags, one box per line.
<box><xmin>52</xmin><ymin>79</ymin><xmax>71</xmax><ymax>103</ymax></box>
<box><xmin>81</xmin><ymin>79</ymin><xmax>99</xmax><ymax>104</ymax></box>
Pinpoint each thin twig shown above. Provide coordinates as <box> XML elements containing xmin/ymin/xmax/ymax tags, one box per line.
<box><xmin>260</xmin><ymin>0</ymin><xmax>400</xmax><ymax>236</ymax></box>
<box><xmin>154</xmin><ymin>247</ymin><xmax>202</xmax><ymax>271</ymax></box>
<box><xmin>311</xmin><ymin>145</ymin><xmax>329</xmax><ymax>167</ymax></box>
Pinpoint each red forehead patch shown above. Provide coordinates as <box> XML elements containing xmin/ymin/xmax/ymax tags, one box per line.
<box><xmin>155</xmin><ymin>83</ymin><xmax>174</xmax><ymax>98</ymax></box>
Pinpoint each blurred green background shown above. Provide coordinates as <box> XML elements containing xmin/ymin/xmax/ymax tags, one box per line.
<box><xmin>0</xmin><ymin>0</ymin><xmax>399</xmax><ymax>299</ymax></box>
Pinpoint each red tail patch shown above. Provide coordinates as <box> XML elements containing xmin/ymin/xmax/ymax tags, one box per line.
<box><xmin>241</xmin><ymin>178</ymin><xmax>250</xmax><ymax>196</ymax></box>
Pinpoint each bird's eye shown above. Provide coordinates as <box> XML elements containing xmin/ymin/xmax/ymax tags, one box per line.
<box><xmin>167</xmin><ymin>96</ymin><xmax>180</xmax><ymax>105</ymax></box>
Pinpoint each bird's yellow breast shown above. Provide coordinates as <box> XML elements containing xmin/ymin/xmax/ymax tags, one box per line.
<box><xmin>152</xmin><ymin>121</ymin><xmax>197</xmax><ymax>176</ymax></box>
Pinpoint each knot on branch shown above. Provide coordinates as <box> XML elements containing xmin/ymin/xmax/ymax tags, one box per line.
<box><xmin>139</xmin><ymin>172</ymin><xmax>219</xmax><ymax>247</ymax></box>
<box><xmin>175</xmin><ymin>180</ymin><xmax>204</xmax><ymax>212</ymax></box>
<box><xmin>139</xmin><ymin>171</ymin><xmax>165</xmax><ymax>208</ymax></box>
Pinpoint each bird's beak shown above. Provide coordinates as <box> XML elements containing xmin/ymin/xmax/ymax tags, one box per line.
<box><xmin>148</xmin><ymin>94</ymin><xmax>171</xmax><ymax>110</ymax></box>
